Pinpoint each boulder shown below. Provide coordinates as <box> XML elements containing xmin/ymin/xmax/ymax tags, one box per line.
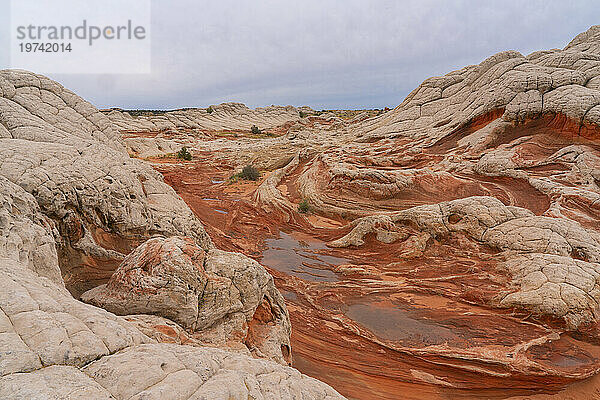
<box><xmin>81</xmin><ymin>236</ymin><xmax>292</xmax><ymax>365</ymax></box>
<box><xmin>0</xmin><ymin>260</ymin><xmax>343</xmax><ymax>399</ymax></box>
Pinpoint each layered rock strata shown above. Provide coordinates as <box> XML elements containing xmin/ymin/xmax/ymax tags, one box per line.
<box><xmin>0</xmin><ymin>69</ymin><xmax>342</xmax><ymax>398</ymax></box>
<box><xmin>113</xmin><ymin>26</ymin><xmax>600</xmax><ymax>399</ymax></box>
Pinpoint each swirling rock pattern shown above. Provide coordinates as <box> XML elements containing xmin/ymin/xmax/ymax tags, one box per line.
<box><xmin>0</xmin><ymin>70</ymin><xmax>342</xmax><ymax>398</ymax></box>
<box><xmin>113</xmin><ymin>26</ymin><xmax>600</xmax><ymax>399</ymax></box>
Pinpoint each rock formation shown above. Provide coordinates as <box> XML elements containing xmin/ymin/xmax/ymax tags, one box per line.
<box><xmin>105</xmin><ymin>103</ymin><xmax>308</xmax><ymax>134</ymax></box>
<box><xmin>104</xmin><ymin>103</ymin><xmax>313</xmax><ymax>159</ymax></box>
<box><xmin>82</xmin><ymin>235</ymin><xmax>291</xmax><ymax>364</ymax></box>
<box><xmin>0</xmin><ymin>69</ymin><xmax>214</xmax><ymax>297</ymax></box>
<box><xmin>111</xmin><ymin>26</ymin><xmax>600</xmax><ymax>399</ymax></box>
<box><xmin>4</xmin><ymin>24</ymin><xmax>600</xmax><ymax>400</ymax></box>
<box><xmin>0</xmin><ymin>69</ymin><xmax>343</xmax><ymax>398</ymax></box>
<box><xmin>0</xmin><ymin>175</ymin><xmax>62</xmax><ymax>285</ymax></box>
<box><xmin>0</xmin><ymin>260</ymin><xmax>341</xmax><ymax>399</ymax></box>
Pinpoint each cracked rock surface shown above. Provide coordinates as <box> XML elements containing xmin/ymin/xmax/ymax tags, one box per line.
<box><xmin>111</xmin><ymin>26</ymin><xmax>600</xmax><ymax>399</ymax></box>
<box><xmin>5</xmin><ymin>24</ymin><xmax>600</xmax><ymax>400</ymax></box>
<box><xmin>334</xmin><ymin>195</ymin><xmax>600</xmax><ymax>328</ymax></box>
<box><xmin>0</xmin><ymin>70</ymin><xmax>342</xmax><ymax>398</ymax></box>
<box><xmin>0</xmin><ymin>261</ymin><xmax>342</xmax><ymax>399</ymax></box>
<box><xmin>0</xmin><ymin>69</ymin><xmax>212</xmax><ymax>297</ymax></box>
<box><xmin>81</xmin><ymin>236</ymin><xmax>292</xmax><ymax>365</ymax></box>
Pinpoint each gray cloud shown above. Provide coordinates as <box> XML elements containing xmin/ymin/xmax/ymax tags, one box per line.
<box><xmin>1</xmin><ymin>0</ymin><xmax>599</xmax><ymax>109</ymax></box>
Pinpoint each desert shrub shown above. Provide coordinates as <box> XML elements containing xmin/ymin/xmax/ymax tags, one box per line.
<box><xmin>298</xmin><ymin>198</ymin><xmax>311</xmax><ymax>214</ymax></box>
<box><xmin>207</xmin><ymin>106</ymin><xmax>213</xmax><ymax>114</ymax></box>
<box><xmin>251</xmin><ymin>125</ymin><xmax>261</xmax><ymax>135</ymax></box>
<box><xmin>176</xmin><ymin>147</ymin><xmax>192</xmax><ymax>161</ymax></box>
<box><xmin>239</xmin><ymin>165</ymin><xmax>260</xmax><ymax>181</ymax></box>
<box><xmin>299</xmin><ymin>111</ymin><xmax>307</xmax><ymax>118</ymax></box>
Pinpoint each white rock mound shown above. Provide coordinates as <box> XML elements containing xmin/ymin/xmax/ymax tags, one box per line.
<box><xmin>81</xmin><ymin>236</ymin><xmax>292</xmax><ymax>365</ymax></box>
<box><xmin>0</xmin><ymin>70</ymin><xmax>345</xmax><ymax>399</ymax></box>
<box><xmin>0</xmin><ymin>69</ymin><xmax>212</xmax><ymax>296</ymax></box>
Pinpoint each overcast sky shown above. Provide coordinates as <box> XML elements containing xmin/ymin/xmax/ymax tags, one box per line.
<box><xmin>1</xmin><ymin>0</ymin><xmax>599</xmax><ymax>110</ymax></box>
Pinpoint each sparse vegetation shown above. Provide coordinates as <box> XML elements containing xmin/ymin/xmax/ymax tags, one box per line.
<box><xmin>114</xmin><ymin>108</ymin><xmax>195</xmax><ymax>117</ymax></box>
<box><xmin>298</xmin><ymin>198</ymin><xmax>312</xmax><ymax>214</ymax></box>
<box><xmin>251</xmin><ymin>125</ymin><xmax>261</xmax><ymax>135</ymax></box>
<box><xmin>156</xmin><ymin>153</ymin><xmax>175</xmax><ymax>159</ymax></box>
<box><xmin>102</xmin><ymin>107</ymin><xmax>391</xmax><ymax>121</ymax></box>
<box><xmin>304</xmin><ymin>109</ymin><xmax>392</xmax><ymax>119</ymax></box>
<box><xmin>176</xmin><ymin>147</ymin><xmax>192</xmax><ymax>161</ymax></box>
<box><xmin>232</xmin><ymin>165</ymin><xmax>260</xmax><ymax>181</ymax></box>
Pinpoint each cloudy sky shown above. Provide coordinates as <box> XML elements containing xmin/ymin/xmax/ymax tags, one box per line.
<box><xmin>1</xmin><ymin>0</ymin><xmax>599</xmax><ymax>110</ymax></box>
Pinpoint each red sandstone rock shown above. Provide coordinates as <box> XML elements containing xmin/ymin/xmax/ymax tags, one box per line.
<box><xmin>118</xmin><ymin>27</ymin><xmax>600</xmax><ymax>399</ymax></box>
<box><xmin>6</xmin><ymin>24</ymin><xmax>600</xmax><ymax>400</ymax></box>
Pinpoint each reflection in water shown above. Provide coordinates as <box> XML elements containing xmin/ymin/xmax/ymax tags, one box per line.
<box><xmin>261</xmin><ymin>232</ymin><xmax>347</xmax><ymax>282</ymax></box>
<box><xmin>346</xmin><ymin>302</ymin><xmax>460</xmax><ymax>346</ymax></box>
<box><xmin>281</xmin><ymin>290</ymin><xmax>298</xmax><ymax>302</ymax></box>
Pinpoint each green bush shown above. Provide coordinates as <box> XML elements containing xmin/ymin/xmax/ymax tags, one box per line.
<box><xmin>299</xmin><ymin>111</ymin><xmax>307</xmax><ymax>118</ymax></box>
<box><xmin>176</xmin><ymin>147</ymin><xmax>192</xmax><ymax>161</ymax></box>
<box><xmin>251</xmin><ymin>125</ymin><xmax>261</xmax><ymax>135</ymax></box>
<box><xmin>239</xmin><ymin>165</ymin><xmax>260</xmax><ymax>181</ymax></box>
<box><xmin>207</xmin><ymin>106</ymin><xmax>213</xmax><ymax>114</ymax></box>
<box><xmin>298</xmin><ymin>198</ymin><xmax>311</xmax><ymax>214</ymax></box>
